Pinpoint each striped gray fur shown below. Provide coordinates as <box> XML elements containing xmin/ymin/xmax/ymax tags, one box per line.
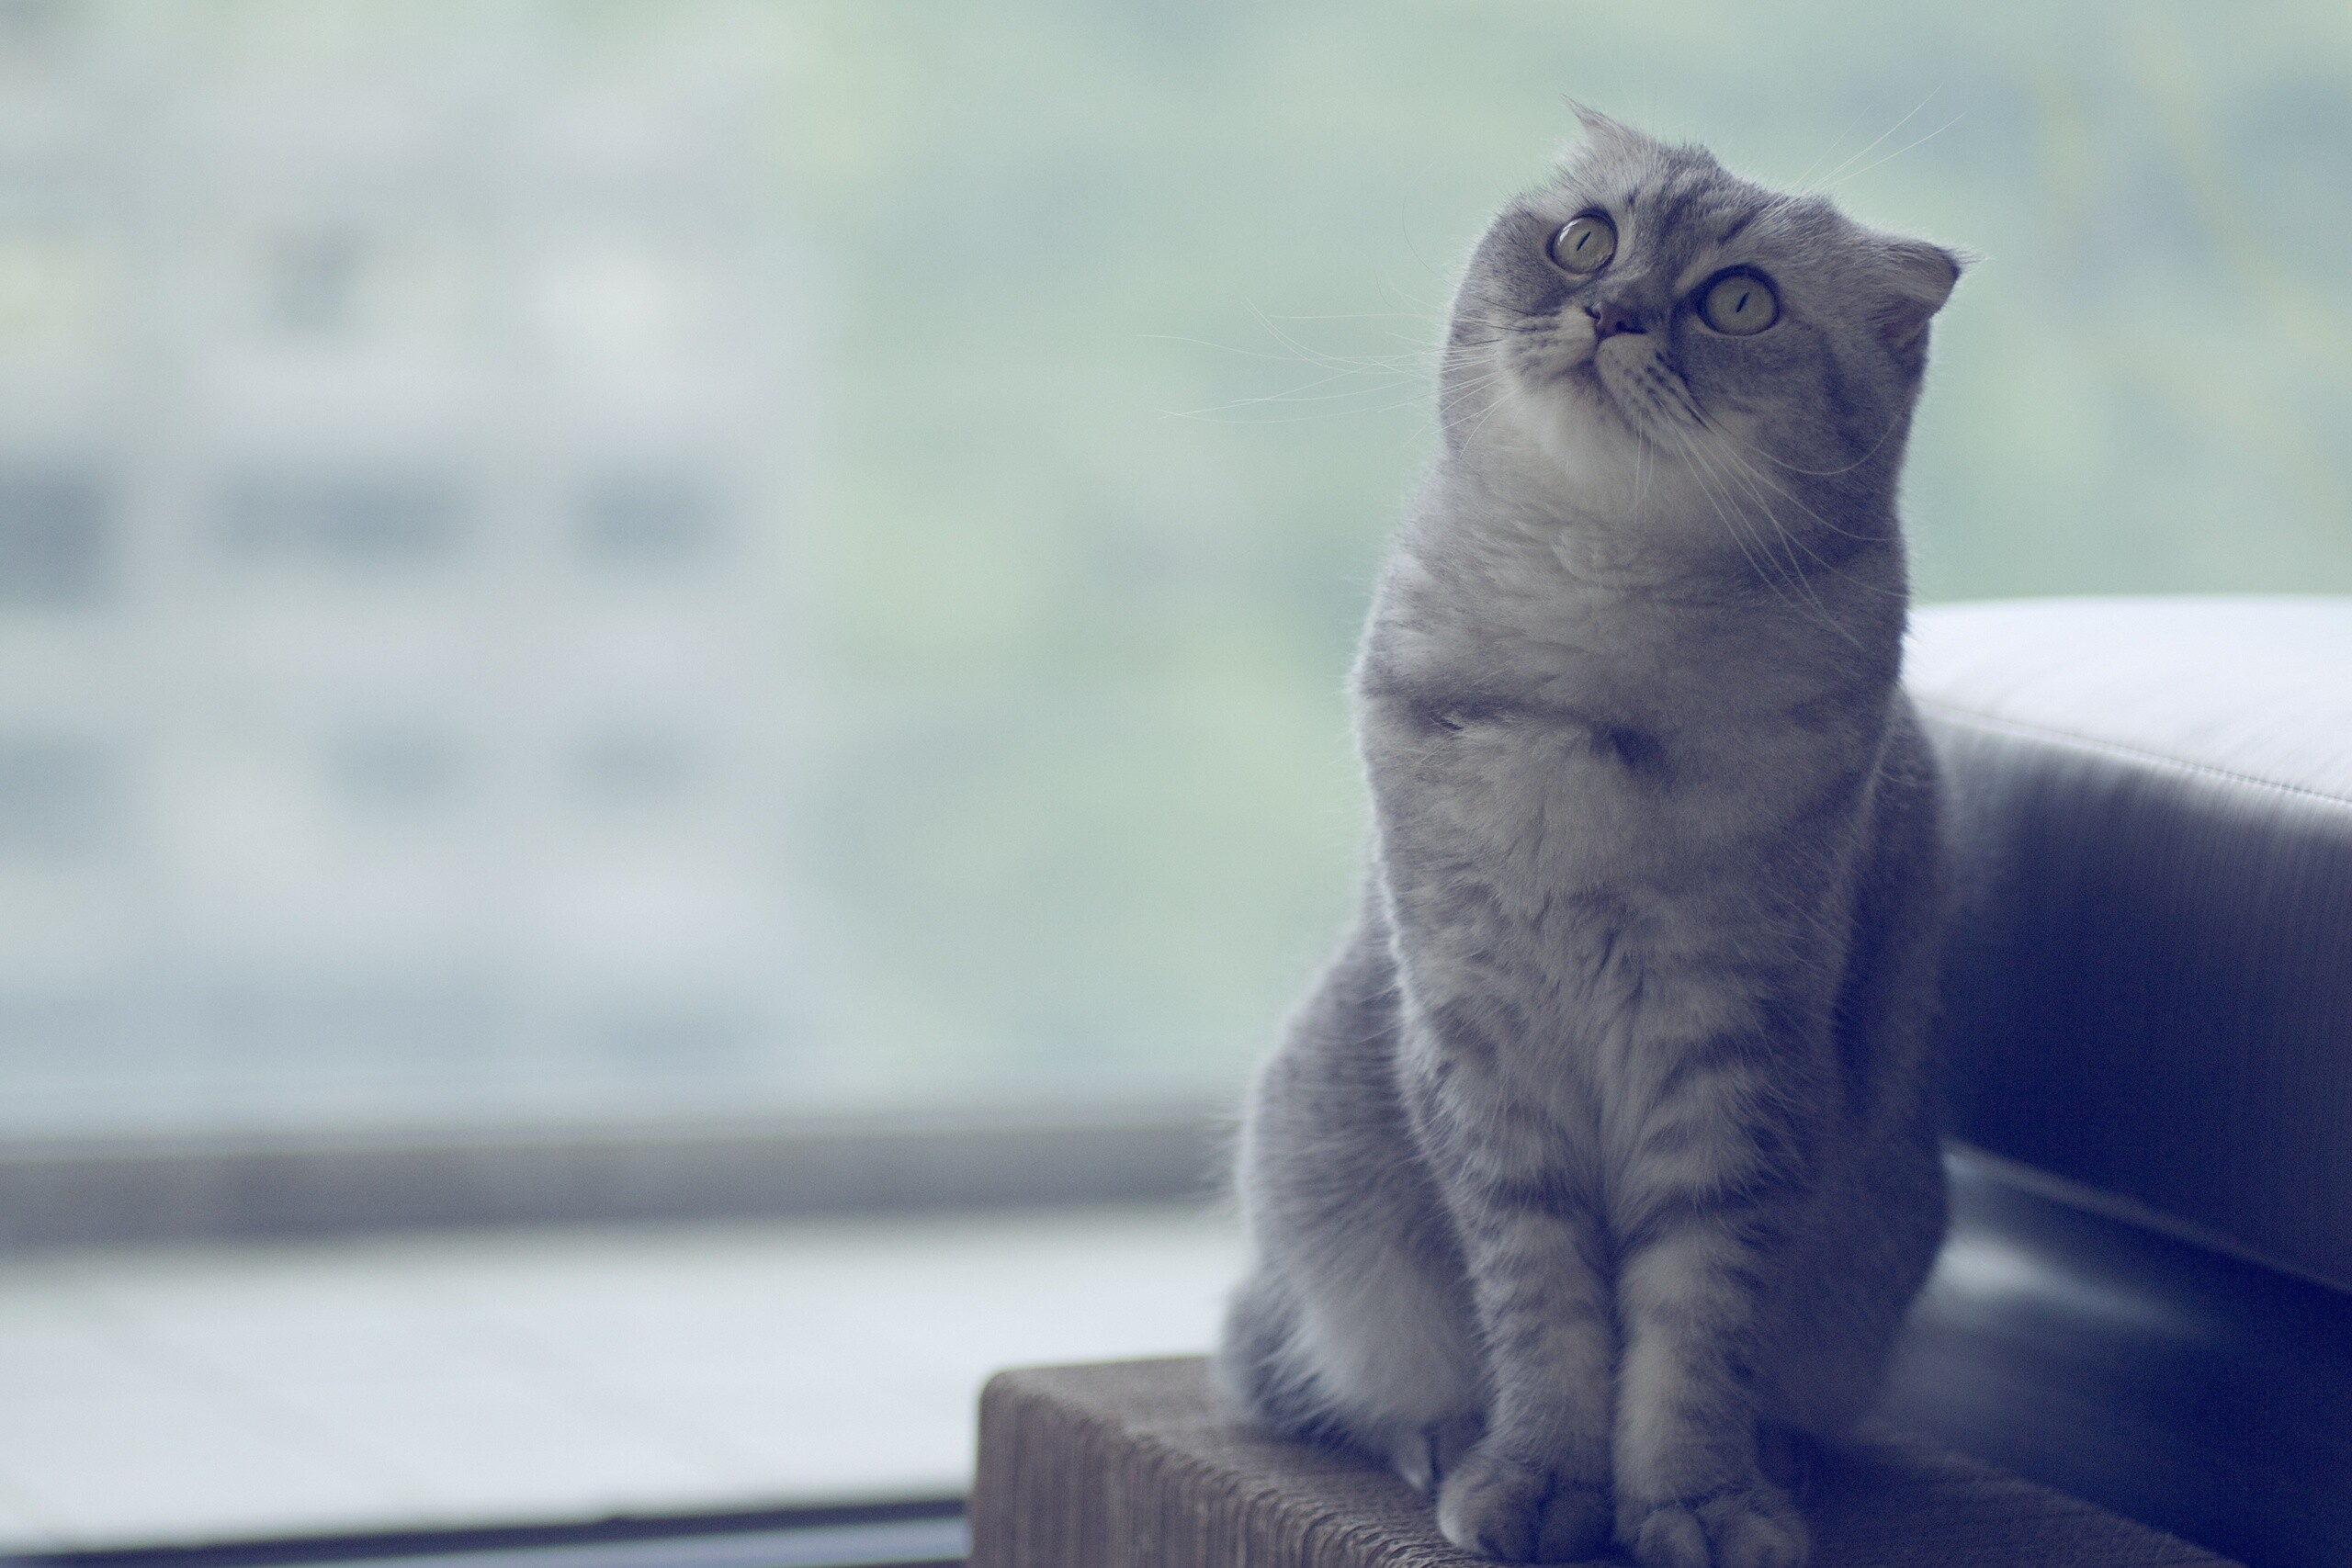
<box><xmin>1218</xmin><ymin>115</ymin><xmax>1962</xmax><ymax>1568</ymax></box>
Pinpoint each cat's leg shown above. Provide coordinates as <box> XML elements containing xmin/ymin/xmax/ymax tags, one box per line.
<box><xmin>1752</xmin><ymin>1421</ymin><xmax>1824</xmax><ymax>1499</ymax></box>
<box><xmin>1430</xmin><ymin>1197</ymin><xmax>1618</xmax><ymax>1562</ymax></box>
<box><xmin>1754</xmin><ymin>755</ymin><xmax>1949</xmax><ymax>1446</ymax></box>
<box><xmin>1399</xmin><ymin>1025</ymin><xmax>1617</xmax><ymax>1563</ymax></box>
<box><xmin>1611</xmin><ymin>1224</ymin><xmax>1810</xmax><ymax>1568</ymax></box>
<box><xmin>1750</xmin><ymin>1102</ymin><xmax>1945</xmax><ymax>1441</ymax></box>
<box><xmin>1218</xmin><ymin>1209</ymin><xmax>1486</xmax><ymax>1491</ymax></box>
<box><xmin>1609</xmin><ymin>1084</ymin><xmax>1815</xmax><ymax>1568</ymax></box>
<box><xmin>1218</xmin><ymin>917</ymin><xmax>1487</xmax><ymax>1488</ymax></box>
<box><xmin>1227</xmin><ymin>1222</ymin><xmax>1487</xmax><ymax>1490</ymax></box>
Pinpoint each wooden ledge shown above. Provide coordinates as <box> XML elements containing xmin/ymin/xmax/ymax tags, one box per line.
<box><xmin>971</xmin><ymin>1358</ymin><xmax>2234</xmax><ymax>1568</ymax></box>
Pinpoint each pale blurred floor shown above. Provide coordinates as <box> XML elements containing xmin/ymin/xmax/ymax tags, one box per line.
<box><xmin>0</xmin><ymin>1204</ymin><xmax>1244</xmax><ymax>1551</ymax></box>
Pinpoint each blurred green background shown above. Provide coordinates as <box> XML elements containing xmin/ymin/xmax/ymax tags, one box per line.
<box><xmin>5</xmin><ymin>0</ymin><xmax>2346</xmax><ymax>1129</ymax></box>
<box><xmin>773</xmin><ymin>0</ymin><xmax>2352</xmax><ymax>1103</ymax></box>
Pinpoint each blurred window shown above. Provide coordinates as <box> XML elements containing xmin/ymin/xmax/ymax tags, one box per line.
<box><xmin>577</xmin><ymin>474</ymin><xmax>721</xmax><ymax>569</ymax></box>
<box><xmin>323</xmin><ymin>725</ymin><xmax>468</xmax><ymax>812</ymax></box>
<box><xmin>0</xmin><ymin>733</ymin><xmax>116</xmax><ymax>856</ymax></box>
<box><xmin>0</xmin><ymin>0</ymin><xmax>2339</xmax><ymax>1148</ymax></box>
<box><xmin>570</xmin><ymin>727</ymin><xmax>699</xmax><ymax>806</ymax></box>
<box><xmin>0</xmin><ymin>470</ymin><xmax>109</xmax><ymax>605</ymax></box>
<box><xmin>265</xmin><ymin>230</ymin><xmax>371</xmax><ymax>337</ymax></box>
<box><xmin>214</xmin><ymin>473</ymin><xmax>468</xmax><ymax>570</ymax></box>
<box><xmin>0</xmin><ymin>1</ymin><xmax>2345</xmax><ymax>1557</ymax></box>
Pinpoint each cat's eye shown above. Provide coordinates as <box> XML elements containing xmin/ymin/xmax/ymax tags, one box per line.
<box><xmin>1699</xmin><ymin>270</ymin><xmax>1778</xmax><ymax>334</ymax></box>
<box><xmin>1548</xmin><ymin>213</ymin><xmax>1616</xmax><ymax>275</ymax></box>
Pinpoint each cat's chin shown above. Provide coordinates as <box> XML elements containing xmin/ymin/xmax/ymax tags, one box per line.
<box><xmin>1477</xmin><ymin>376</ymin><xmax>1762</xmax><ymax>578</ymax></box>
<box><xmin>1491</xmin><ymin>371</ymin><xmax>1684</xmax><ymax>516</ymax></box>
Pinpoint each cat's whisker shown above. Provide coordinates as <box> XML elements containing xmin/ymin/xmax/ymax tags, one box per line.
<box><xmin>1679</xmin><ymin>431</ymin><xmax>1850</xmax><ymax>596</ymax></box>
<box><xmin>1792</xmin><ymin>106</ymin><xmax>1876</xmax><ymax>191</ymax></box>
<box><xmin>1739</xmin><ymin>434</ymin><xmax>1896</xmax><ymax>480</ymax></box>
<box><xmin>1143</xmin><ymin>337</ymin><xmax>1435</xmax><ymax>393</ymax></box>
<box><xmin>1251</xmin><ymin>310</ymin><xmax>1452</xmax><ymax>324</ymax></box>
<box><xmin>1160</xmin><ymin>371</ymin><xmax>1428</xmax><ymax>423</ymax></box>
<box><xmin>1694</xmin><ymin>442</ymin><xmax>1921</xmax><ymax>604</ymax></box>
<box><xmin>1441</xmin><ymin>367</ymin><xmax>1533</xmax><ymax>450</ymax></box>
<box><xmin>1694</xmin><ymin>446</ymin><xmax>1871</xmax><ymax>646</ymax></box>
<box><xmin>1821</xmin><ymin>113</ymin><xmax>1967</xmax><ymax>195</ymax></box>
<box><xmin>1673</xmin><ymin>423</ymin><xmax>1871</xmax><ymax>648</ymax></box>
<box><xmin>1807</xmin><ymin>85</ymin><xmax>1942</xmax><ymax>194</ymax></box>
<box><xmin>1241</xmin><ymin>302</ymin><xmax>1452</xmax><ymax>378</ymax></box>
<box><xmin>1664</xmin><ymin>427</ymin><xmax>1817</xmax><ymax>624</ymax></box>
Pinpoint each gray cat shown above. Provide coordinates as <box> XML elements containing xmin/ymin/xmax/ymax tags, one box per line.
<box><xmin>1217</xmin><ymin>115</ymin><xmax>1961</xmax><ymax>1568</ymax></box>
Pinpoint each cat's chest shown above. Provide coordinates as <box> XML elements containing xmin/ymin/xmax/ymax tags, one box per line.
<box><xmin>1374</xmin><ymin>592</ymin><xmax>1859</xmax><ymax>854</ymax></box>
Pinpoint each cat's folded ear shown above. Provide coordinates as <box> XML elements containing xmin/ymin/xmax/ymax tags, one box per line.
<box><xmin>1875</xmin><ymin>238</ymin><xmax>1968</xmax><ymax>351</ymax></box>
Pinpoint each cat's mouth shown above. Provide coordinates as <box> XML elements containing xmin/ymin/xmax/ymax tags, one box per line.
<box><xmin>1501</xmin><ymin>326</ymin><xmax>1602</xmax><ymax>396</ymax></box>
<box><xmin>1608</xmin><ymin>349</ymin><xmax>1705</xmax><ymax>434</ymax></box>
<box><xmin>1516</xmin><ymin>335</ymin><xmax>1678</xmax><ymax>444</ymax></box>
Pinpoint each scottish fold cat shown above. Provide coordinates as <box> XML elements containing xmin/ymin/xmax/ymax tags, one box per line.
<box><xmin>1218</xmin><ymin>115</ymin><xmax>1961</xmax><ymax>1568</ymax></box>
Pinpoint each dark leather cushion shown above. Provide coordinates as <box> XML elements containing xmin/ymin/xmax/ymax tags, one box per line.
<box><xmin>1907</xmin><ymin>596</ymin><xmax>2352</xmax><ymax>1294</ymax></box>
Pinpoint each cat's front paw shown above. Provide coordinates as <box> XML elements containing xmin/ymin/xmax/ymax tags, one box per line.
<box><xmin>1435</xmin><ymin>1446</ymin><xmax>1611</xmax><ymax>1562</ymax></box>
<box><xmin>1623</xmin><ymin>1485</ymin><xmax>1808</xmax><ymax>1568</ymax></box>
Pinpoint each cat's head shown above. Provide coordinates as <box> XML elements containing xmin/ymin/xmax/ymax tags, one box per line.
<box><xmin>1444</xmin><ymin>112</ymin><xmax>1961</xmax><ymax>537</ymax></box>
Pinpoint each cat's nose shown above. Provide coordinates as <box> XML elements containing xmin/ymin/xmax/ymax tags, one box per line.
<box><xmin>1587</xmin><ymin>300</ymin><xmax>1644</xmax><ymax>340</ymax></box>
